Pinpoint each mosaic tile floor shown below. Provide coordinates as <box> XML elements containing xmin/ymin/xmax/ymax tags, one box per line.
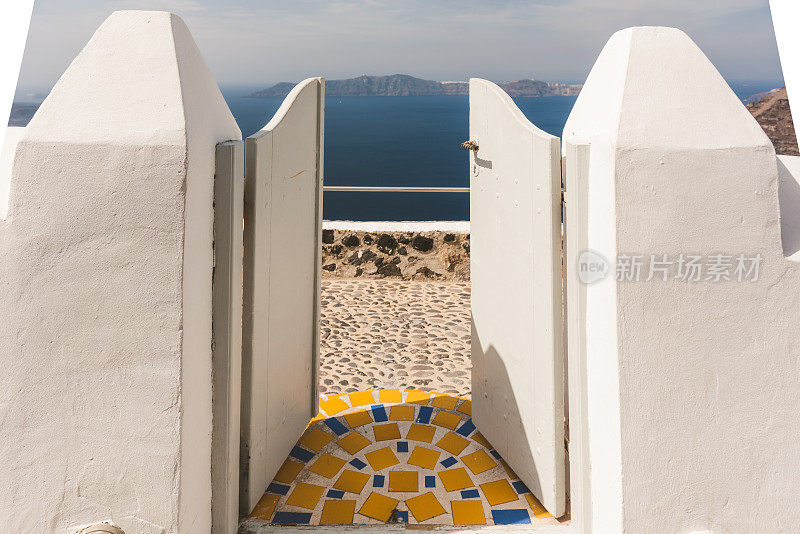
<box><xmin>248</xmin><ymin>389</ymin><xmax>560</xmax><ymax>527</ymax></box>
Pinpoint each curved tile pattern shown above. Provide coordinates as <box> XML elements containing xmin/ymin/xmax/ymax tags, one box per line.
<box><xmin>248</xmin><ymin>389</ymin><xmax>561</xmax><ymax>526</ymax></box>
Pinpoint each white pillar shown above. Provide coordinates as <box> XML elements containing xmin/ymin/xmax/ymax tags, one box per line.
<box><xmin>0</xmin><ymin>11</ymin><xmax>241</xmax><ymax>533</ymax></box>
<box><xmin>769</xmin><ymin>0</ymin><xmax>800</xmax><ymax>148</ymax></box>
<box><xmin>565</xmin><ymin>27</ymin><xmax>800</xmax><ymax>533</ymax></box>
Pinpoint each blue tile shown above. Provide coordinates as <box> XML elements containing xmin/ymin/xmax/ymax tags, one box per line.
<box><xmin>491</xmin><ymin>509</ymin><xmax>531</xmax><ymax>525</ymax></box>
<box><xmin>349</xmin><ymin>458</ymin><xmax>367</xmax><ymax>470</ymax></box>
<box><xmin>512</xmin><ymin>480</ymin><xmax>531</xmax><ymax>494</ymax></box>
<box><xmin>324</xmin><ymin>417</ymin><xmax>349</xmax><ymax>435</ymax></box>
<box><xmin>327</xmin><ymin>489</ymin><xmax>345</xmax><ymax>499</ymax></box>
<box><xmin>460</xmin><ymin>489</ymin><xmax>480</xmax><ymax>499</ymax></box>
<box><xmin>396</xmin><ymin>511</ymin><xmax>409</xmax><ymax>523</ymax></box>
<box><xmin>373</xmin><ymin>474</ymin><xmax>385</xmax><ymax>487</ymax></box>
<box><xmin>441</xmin><ymin>456</ymin><xmax>457</xmax><ymax>468</ymax></box>
<box><xmin>289</xmin><ymin>446</ymin><xmax>314</xmax><ymax>463</ymax></box>
<box><xmin>425</xmin><ymin>475</ymin><xmax>436</xmax><ymax>488</ymax></box>
<box><xmin>272</xmin><ymin>511</ymin><xmax>312</xmax><ymax>525</ymax></box>
<box><xmin>371</xmin><ymin>405</ymin><xmax>388</xmax><ymax>422</ymax></box>
<box><xmin>456</xmin><ymin>418</ymin><xmax>476</xmax><ymax>437</ymax></box>
<box><xmin>397</xmin><ymin>441</ymin><xmax>409</xmax><ymax>453</ymax></box>
<box><xmin>416</xmin><ymin>405</ymin><xmax>433</xmax><ymax>424</ymax></box>
<box><xmin>266</xmin><ymin>482</ymin><xmax>290</xmax><ymax>495</ymax></box>
<box><xmin>490</xmin><ymin>449</ymin><xmax>501</xmax><ymax>459</ymax></box>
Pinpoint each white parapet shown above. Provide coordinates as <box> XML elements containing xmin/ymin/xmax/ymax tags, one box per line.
<box><xmin>564</xmin><ymin>27</ymin><xmax>800</xmax><ymax>533</ymax></box>
<box><xmin>0</xmin><ymin>11</ymin><xmax>241</xmax><ymax>533</ymax></box>
<box><xmin>0</xmin><ymin>126</ymin><xmax>25</xmax><ymax>220</ymax></box>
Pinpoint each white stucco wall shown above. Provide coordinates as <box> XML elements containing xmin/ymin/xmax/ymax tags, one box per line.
<box><xmin>0</xmin><ymin>11</ymin><xmax>240</xmax><ymax>533</ymax></box>
<box><xmin>565</xmin><ymin>27</ymin><xmax>800</xmax><ymax>533</ymax></box>
<box><xmin>778</xmin><ymin>155</ymin><xmax>800</xmax><ymax>261</ymax></box>
<box><xmin>0</xmin><ymin>126</ymin><xmax>25</xmax><ymax>220</ymax></box>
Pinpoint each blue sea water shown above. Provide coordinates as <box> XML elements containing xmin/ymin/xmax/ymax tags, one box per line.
<box><xmin>9</xmin><ymin>80</ymin><xmax>784</xmax><ymax>222</ymax></box>
<box><xmin>222</xmin><ymin>80</ymin><xmax>780</xmax><ymax>221</ymax></box>
<box><xmin>225</xmin><ymin>89</ymin><xmax>577</xmax><ymax>221</ymax></box>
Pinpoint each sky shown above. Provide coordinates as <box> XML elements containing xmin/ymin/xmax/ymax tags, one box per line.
<box><xmin>16</xmin><ymin>0</ymin><xmax>785</xmax><ymax>92</ymax></box>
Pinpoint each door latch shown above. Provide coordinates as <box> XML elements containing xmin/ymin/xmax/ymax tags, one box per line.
<box><xmin>461</xmin><ymin>140</ymin><xmax>479</xmax><ymax>152</ymax></box>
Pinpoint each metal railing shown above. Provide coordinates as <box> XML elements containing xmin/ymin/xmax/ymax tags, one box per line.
<box><xmin>323</xmin><ymin>185</ymin><xmax>469</xmax><ymax>193</ymax></box>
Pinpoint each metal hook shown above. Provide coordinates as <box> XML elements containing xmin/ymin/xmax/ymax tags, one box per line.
<box><xmin>461</xmin><ymin>140</ymin><xmax>479</xmax><ymax>152</ymax></box>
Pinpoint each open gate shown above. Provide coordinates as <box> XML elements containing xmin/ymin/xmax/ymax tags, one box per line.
<box><xmin>239</xmin><ymin>78</ymin><xmax>325</xmax><ymax>514</ymax></box>
<box><xmin>234</xmin><ymin>75</ymin><xmax>568</xmax><ymax>522</ymax></box>
<box><xmin>468</xmin><ymin>78</ymin><xmax>566</xmax><ymax>517</ymax></box>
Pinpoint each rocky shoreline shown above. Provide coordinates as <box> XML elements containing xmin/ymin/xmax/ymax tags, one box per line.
<box><xmin>321</xmin><ymin>227</ymin><xmax>470</xmax><ymax>282</ymax></box>
<box><xmin>747</xmin><ymin>87</ymin><xmax>799</xmax><ymax>156</ymax></box>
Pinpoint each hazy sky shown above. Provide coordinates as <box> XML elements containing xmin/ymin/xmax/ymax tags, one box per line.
<box><xmin>17</xmin><ymin>0</ymin><xmax>784</xmax><ymax>91</ymax></box>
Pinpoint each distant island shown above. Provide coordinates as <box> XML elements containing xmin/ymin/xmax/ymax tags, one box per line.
<box><xmin>250</xmin><ymin>74</ymin><xmax>583</xmax><ymax>98</ymax></box>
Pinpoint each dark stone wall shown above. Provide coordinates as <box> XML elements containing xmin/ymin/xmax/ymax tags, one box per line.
<box><xmin>321</xmin><ymin>229</ymin><xmax>470</xmax><ymax>281</ymax></box>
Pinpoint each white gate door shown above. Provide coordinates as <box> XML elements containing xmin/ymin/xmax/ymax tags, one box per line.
<box><xmin>240</xmin><ymin>78</ymin><xmax>325</xmax><ymax>514</ymax></box>
<box><xmin>469</xmin><ymin>78</ymin><xmax>566</xmax><ymax>517</ymax></box>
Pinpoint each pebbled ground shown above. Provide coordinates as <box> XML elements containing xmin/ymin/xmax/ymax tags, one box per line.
<box><xmin>319</xmin><ymin>279</ymin><xmax>471</xmax><ymax>397</ymax></box>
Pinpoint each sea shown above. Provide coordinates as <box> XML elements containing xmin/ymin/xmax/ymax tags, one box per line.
<box><xmin>9</xmin><ymin>81</ymin><xmax>783</xmax><ymax>221</ymax></box>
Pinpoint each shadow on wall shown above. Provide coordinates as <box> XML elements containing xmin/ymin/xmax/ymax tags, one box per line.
<box><xmin>471</xmin><ymin>322</ymin><xmax>553</xmax><ymax>508</ymax></box>
<box><xmin>778</xmin><ymin>156</ymin><xmax>800</xmax><ymax>258</ymax></box>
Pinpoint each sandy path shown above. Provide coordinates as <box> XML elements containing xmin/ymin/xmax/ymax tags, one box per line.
<box><xmin>319</xmin><ymin>279</ymin><xmax>471</xmax><ymax>397</ymax></box>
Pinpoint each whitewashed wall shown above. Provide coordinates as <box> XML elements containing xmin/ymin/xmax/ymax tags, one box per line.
<box><xmin>0</xmin><ymin>126</ymin><xmax>25</xmax><ymax>220</ymax></box>
<box><xmin>564</xmin><ymin>27</ymin><xmax>800</xmax><ymax>533</ymax></box>
<box><xmin>0</xmin><ymin>11</ymin><xmax>241</xmax><ymax>533</ymax></box>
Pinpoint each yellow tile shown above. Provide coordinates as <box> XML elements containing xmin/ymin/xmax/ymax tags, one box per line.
<box><xmin>299</xmin><ymin>427</ymin><xmax>334</xmax><ymax>452</ymax></box>
<box><xmin>406</xmin><ymin>423</ymin><xmax>436</xmax><ymax>443</ymax></box>
<box><xmin>358</xmin><ymin>492</ymin><xmax>399</xmax><ymax>522</ymax></box>
<box><xmin>337</xmin><ymin>432</ymin><xmax>371</xmax><ymax>455</ymax></box>
<box><xmin>438</xmin><ymin>467</ymin><xmax>474</xmax><ymax>491</ymax></box>
<box><xmin>405</xmin><ymin>390</ymin><xmax>432</xmax><ymax>405</ymax></box>
<box><xmin>405</xmin><ymin>492</ymin><xmax>446</xmax><ymax>522</ymax></box>
<box><xmin>250</xmin><ymin>493</ymin><xmax>279</xmax><ymax>520</ymax></box>
<box><xmin>379</xmin><ymin>389</ymin><xmax>402</xmax><ymax>404</ymax></box>
<box><xmin>460</xmin><ymin>449</ymin><xmax>498</xmax><ymax>475</ymax></box>
<box><xmin>436</xmin><ymin>432</ymin><xmax>470</xmax><ymax>455</ymax></box>
<box><xmin>451</xmin><ymin>500</ymin><xmax>486</xmax><ymax>525</ymax></box>
<box><xmin>407</xmin><ymin>446</ymin><xmax>441</xmax><ymax>470</ymax></box>
<box><xmin>373</xmin><ymin>422</ymin><xmax>401</xmax><ymax>441</ymax></box>
<box><xmin>349</xmin><ymin>391</ymin><xmax>375</xmax><ymax>407</ymax></box>
<box><xmin>499</xmin><ymin>459</ymin><xmax>518</xmax><ymax>479</ymax></box>
<box><xmin>319</xmin><ymin>395</ymin><xmax>349</xmax><ymax>415</ymax></box>
<box><xmin>365</xmin><ymin>446</ymin><xmax>400</xmax><ymax>471</ymax></box>
<box><xmin>320</xmin><ymin>499</ymin><xmax>356</xmax><ymax>525</ymax></box>
<box><xmin>457</xmin><ymin>399</ymin><xmax>472</xmax><ymax>416</ymax></box>
<box><xmin>309</xmin><ymin>453</ymin><xmax>347</xmax><ymax>478</ymax></box>
<box><xmin>480</xmin><ymin>480</ymin><xmax>518</xmax><ymax>506</ymax></box>
<box><xmin>274</xmin><ymin>459</ymin><xmax>304</xmax><ymax>484</ymax></box>
<box><xmin>525</xmin><ymin>493</ymin><xmax>553</xmax><ymax>519</ymax></box>
<box><xmin>387</xmin><ymin>470</ymin><xmax>418</xmax><ymax>492</ymax></box>
<box><xmin>333</xmin><ymin>469</ymin><xmax>371</xmax><ymax>494</ymax></box>
<box><xmin>431</xmin><ymin>411</ymin><xmax>462</xmax><ymax>430</ymax></box>
<box><xmin>472</xmin><ymin>432</ymin><xmax>493</xmax><ymax>449</ymax></box>
<box><xmin>431</xmin><ymin>394</ymin><xmax>459</xmax><ymax>410</ymax></box>
<box><xmin>389</xmin><ymin>405</ymin><xmax>415</xmax><ymax>421</ymax></box>
<box><xmin>343</xmin><ymin>409</ymin><xmax>373</xmax><ymax>428</ymax></box>
<box><xmin>285</xmin><ymin>482</ymin><xmax>325</xmax><ymax>510</ymax></box>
